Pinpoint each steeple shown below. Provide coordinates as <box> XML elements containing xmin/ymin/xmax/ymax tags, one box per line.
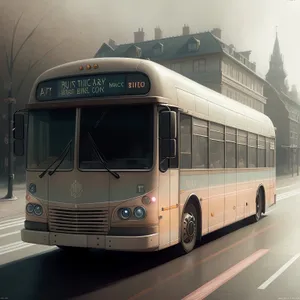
<box><xmin>266</xmin><ymin>28</ymin><xmax>287</xmax><ymax>93</ymax></box>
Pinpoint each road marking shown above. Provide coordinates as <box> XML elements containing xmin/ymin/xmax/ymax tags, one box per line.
<box><xmin>257</xmin><ymin>253</ymin><xmax>300</xmax><ymax>290</ymax></box>
<box><xmin>0</xmin><ymin>217</ymin><xmax>24</xmax><ymax>225</ymax></box>
<box><xmin>0</xmin><ymin>230</ymin><xmax>19</xmax><ymax>239</ymax></box>
<box><xmin>276</xmin><ymin>189</ymin><xmax>300</xmax><ymax>202</ymax></box>
<box><xmin>182</xmin><ymin>249</ymin><xmax>269</xmax><ymax>300</ymax></box>
<box><xmin>0</xmin><ymin>241</ymin><xmax>34</xmax><ymax>256</ymax></box>
<box><xmin>0</xmin><ymin>220</ymin><xmax>24</xmax><ymax>231</ymax></box>
<box><xmin>128</xmin><ymin>225</ymin><xmax>274</xmax><ymax>300</ymax></box>
<box><xmin>277</xmin><ymin>184</ymin><xmax>297</xmax><ymax>191</ymax></box>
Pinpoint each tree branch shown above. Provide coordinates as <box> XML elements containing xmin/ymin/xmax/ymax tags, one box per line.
<box><xmin>15</xmin><ymin>39</ymin><xmax>67</xmax><ymax>96</ymax></box>
<box><xmin>12</xmin><ymin>3</ymin><xmax>55</xmax><ymax>66</ymax></box>
<box><xmin>10</xmin><ymin>11</ymin><xmax>24</xmax><ymax>75</ymax></box>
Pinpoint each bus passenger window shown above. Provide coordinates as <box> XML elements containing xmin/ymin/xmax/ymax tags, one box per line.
<box><xmin>192</xmin><ymin>118</ymin><xmax>208</xmax><ymax>169</ymax></box>
<box><xmin>180</xmin><ymin>114</ymin><xmax>192</xmax><ymax>169</ymax></box>
<box><xmin>209</xmin><ymin>123</ymin><xmax>224</xmax><ymax>168</ymax></box>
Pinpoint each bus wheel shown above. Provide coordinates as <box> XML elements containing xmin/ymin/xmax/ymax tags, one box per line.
<box><xmin>252</xmin><ymin>191</ymin><xmax>263</xmax><ymax>222</ymax></box>
<box><xmin>179</xmin><ymin>203</ymin><xmax>198</xmax><ymax>254</ymax></box>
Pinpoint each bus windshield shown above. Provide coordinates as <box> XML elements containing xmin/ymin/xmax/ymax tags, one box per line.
<box><xmin>79</xmin><ymin>104</ymin><xmax>153</xmax><ymax>170</ymax></box>
<box><xmin>27</xmin><ymin>109</ymin><xmax>76</xmax><ymax>170</ymax></box>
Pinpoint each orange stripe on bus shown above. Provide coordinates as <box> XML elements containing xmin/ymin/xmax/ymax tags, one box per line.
<box><xmin>161</xmin><ymin>204</ymin><xmax>179</xmax><ymax>211</ymax></box>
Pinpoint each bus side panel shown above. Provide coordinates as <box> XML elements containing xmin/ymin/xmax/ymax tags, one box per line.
<box><xmin>224</xmin><ymin>169</ymin><xmax>237</xmax><ymax>226</ymax></box>
<box><xmin>170</xmin><ymin>169</ymin><xmax>179</xmax><ymax>245</ymax></box>
<box><xmin>158</xmin><ymin>170</ymin><xmax>170</xmax><ymax>249</ymax></box>
<box><xmin>208</xmin><ymin>170</ymin><xmax>225</xmax><ymax>232</ymax></box>
<box><xmin>179</xmin><ymin>170</ymin><xmax>209</xmax><ymax>236</ymax></box>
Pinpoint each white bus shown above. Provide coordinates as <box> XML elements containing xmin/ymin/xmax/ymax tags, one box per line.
<box><xmin>13</xmin><ymin>57</ymin><xmax>276</xmax><ymax>254</ymax></box>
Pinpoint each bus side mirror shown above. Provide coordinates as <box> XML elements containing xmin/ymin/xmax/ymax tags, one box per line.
<box><xmin>13</xmin><ymin>113</ymin><xmax>24</xmax><ymax>140</ymax></box>
<box><xmin>13</xmin><ymin>113</ymin><xmax>25</xmax><ymax>156</ymax></box>
<box><xmin>14</xmin><ymin>140</ymin><xmax>24</xmax><ymax>156</ymax></box>
<box><xmin>161</xmin><ymin>139</ymin><xmax>176</xmax><ymax>159</ymax></box>
<box><xmin>159</xmin><ymin>111</ymin><xmax>177</xmax><ymax>139</ymax></box>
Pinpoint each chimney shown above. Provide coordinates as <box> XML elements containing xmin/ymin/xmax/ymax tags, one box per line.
<box><xmin>108</xmin><ymin>39</ymin><xmax>116</xmax><ymax>48</ymax></box>
<box><xmin>211</xmin><ymin>28</ymin><xmax>221</xmax><ymax>39</ymax></box>
<box><xmin>154</xmin><ymin>26</ymin><xmax>162</xmax><ymax>39</ymax></box>
<box><xmin>134</xmin><ymin>28</ymin><xmax>145</xmax><ymax>43</ymax></box>
<box><xmin>182</xmin><ymin>24</ymin><xmax>190</xmax><ymax>35</ymax></box>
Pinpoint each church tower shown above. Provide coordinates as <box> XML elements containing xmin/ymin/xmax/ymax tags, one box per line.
<box><xmin>266</xmin><ymin>30</ymin><xmax>287</xmax><ymax>93</ymax></box>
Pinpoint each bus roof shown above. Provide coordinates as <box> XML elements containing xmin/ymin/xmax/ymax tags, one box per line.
<box><xmin>30</xmin><ymin>57</ymin><xmax>275</xmax><ymax>138</ymax></box>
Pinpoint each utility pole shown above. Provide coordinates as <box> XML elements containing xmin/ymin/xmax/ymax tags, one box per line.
<box><xmin>2</xmin><ymin>91</ymin><xmax>17</xmax><ymax>200</ymax></box>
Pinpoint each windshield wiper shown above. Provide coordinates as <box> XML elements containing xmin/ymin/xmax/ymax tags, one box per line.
<box><xmin>39</xmin><ymin>139</ymin><xmax>73</xmax><ymax>178</ymax></box>
<box><xmin>87</xmin><ymin>132</ymin><xmax>120</xmax><ymax>179</ymax></box>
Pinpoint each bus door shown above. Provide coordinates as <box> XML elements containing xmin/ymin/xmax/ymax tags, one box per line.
<box><xmin>158</xmin><ymin>109</ymin><xmax>179</xmax><ymax>249</ymax></box>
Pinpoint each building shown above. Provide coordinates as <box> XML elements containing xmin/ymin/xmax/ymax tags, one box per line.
<box><xmin>264</xmin><ymin>32</ymin><xmax>300</xmax><ymax>175</ymax></box>
<box><xmin>95</xmin><ymin>26</ymin><xmax>266</xmax><ymax>113</ymax></box>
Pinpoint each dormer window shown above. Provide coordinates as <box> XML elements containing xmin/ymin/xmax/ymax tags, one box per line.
<box><xmin>125</xmin><ymin>45</ymin><xmax>142</xmax><ymax>58</ymax></box>
<box><xmin>153</xmin><ymin>42</ymin><xmax>164</xmax><ymax>55</ymax></box>
<box><xmin>187</xmin><ymin>37</ymin><xmax>200</xmax><ymax>52</ymax></box>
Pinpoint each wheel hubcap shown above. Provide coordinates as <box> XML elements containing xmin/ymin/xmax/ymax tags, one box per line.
<box><xmin>183</xmin><ymin>213</ymin><xmax>196</xmax><ymax>244</ymax></box>
<box><xmin>256</xmin><ymin>196</ymin><xmax>261</xmax><ymax>218</ymax></box>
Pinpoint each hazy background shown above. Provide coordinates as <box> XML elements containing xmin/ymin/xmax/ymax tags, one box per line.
<box><xmin>1</xmin><ymin>0</ymin><xmax>299</xmax><ymax>90</ymax></box>
<box><xmin>0</xmin><ymin>0</ymin><xmax>299</xmax><ymax>181</ymax></box>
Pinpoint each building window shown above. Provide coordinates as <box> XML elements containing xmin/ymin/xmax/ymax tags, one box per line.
<box><xmin>170</xmin><ymin>63</ymin><xmax>181</xmax><ymax>73</ymax></box>
<box><xmin>193</xmin><ymin>59</ymin><xmax>206</xmax><ymax>72</ymax></box>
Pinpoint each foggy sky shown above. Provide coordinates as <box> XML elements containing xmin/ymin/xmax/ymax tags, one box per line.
<box><xmin>1</xmin><ymin>0</ymin><xmax>300</xmax><ymax>90</ymax></box>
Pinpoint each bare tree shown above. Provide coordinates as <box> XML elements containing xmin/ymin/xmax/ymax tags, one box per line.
<box><xmin>3</xmin><ymin>10</ymin><xmax>66</xmax><ymax>99</ymax></box>
<box><xmin>1</xmin><ymin>8</ymin><xmax>66</xmax><ymax>199</ymax></box>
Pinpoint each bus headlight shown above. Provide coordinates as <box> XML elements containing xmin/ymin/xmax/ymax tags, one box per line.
<box><xmin>33</xmin><ymin>204</ymin><xmax>43</xmax><ymax>216</ymax></box>
<box><xmin>26</xmin><ymin>203</ymin><xmax>34</xmax><ymax>214</ymax></box>
<box><xmin>118</xmin><ymin>208</ymin><xmax>131</xmax><ymax>220</ymax></box>
<box><xmin>142</xmin><ymin>196</ymin><xmax>156</xmax><ymax>205</ymax></box>
<box><xmin>133</xmin><ymin>206</ymin><xmax>146</xmax><ymax>219</ymax></box>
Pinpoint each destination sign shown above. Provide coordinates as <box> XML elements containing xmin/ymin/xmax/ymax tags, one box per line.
<box><xmin>36</xmin><ymin>73</ymin><xmax>151</xmax><ymax>101</ymax></box>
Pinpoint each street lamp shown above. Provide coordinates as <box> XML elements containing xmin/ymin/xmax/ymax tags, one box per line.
<box><xmin>1</xmin><ymin>97</ymin><xmax>17</xmax><ymax>201</ymax></box>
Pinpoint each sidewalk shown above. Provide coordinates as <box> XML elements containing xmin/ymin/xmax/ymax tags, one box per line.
<box><xmin>0</xmin><ymin>187</ymin><xmax>25</xmax><ymax>221</ymax></box>
<box><xmin>276</xmin><ymin>174</ymin><xmax>300</xmax><ymax>189</ymax></box>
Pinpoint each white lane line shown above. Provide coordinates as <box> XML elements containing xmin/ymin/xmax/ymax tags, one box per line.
<box><xmin>0</xmin><ymin>217</ymin><xmax>24</xmax><ymax>225</ymax></box>
<box><xmin>0</xmin><ymin>230</ymin><xmax>19</xmax><ymax>239</ymax></box>
<box><xmin>277</xmin><ymin>184</ymin><xmax>297</xmax><ymax>191</ymax></box>
<box><xmin>257</xmin><ymin>253</ymin><xmax>300</xmax><ymax>290</ymax></box>
<box><xmin>0</xmin><ymin>220</ymin><xmax>24</xmax><ymax>231</ymax></box>
<box><xmin>183</xmin><ymin>249</ymin><xmax>269</xmax><ymax>300</ymax></box>
<box><xmin>0</xmin><ymin>241</ymin><xmax>34</xmax><ymax>256</ymax></box>
<box><xmin>0</xmin><ymin>243</ymin><xmax>34</xmax><ymax>256</ymax></box>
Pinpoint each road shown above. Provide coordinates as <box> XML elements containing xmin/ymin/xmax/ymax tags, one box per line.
<box><xmin>0</xmin><ymin>180</ymin><xmax>300</xmax><ymax>300</ymax></box>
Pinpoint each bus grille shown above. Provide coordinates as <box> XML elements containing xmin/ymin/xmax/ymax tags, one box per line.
<box><xmin>48</xmin><ymin>207</ymin><xmax>109</xmax><ymax>235</ymax></box>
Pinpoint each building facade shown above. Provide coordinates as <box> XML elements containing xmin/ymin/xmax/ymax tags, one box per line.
<box><xmin>95</xmin><ymin>26</ymin><xmax>266</xmax><ymax>113</ymax></box>
<box><xmin>264</xmin><ymin>32</ymin><xmax>300</xmax><ymax>175</ymax></box>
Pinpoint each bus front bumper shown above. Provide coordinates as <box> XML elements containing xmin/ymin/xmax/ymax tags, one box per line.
<box><xmin>21</xmin><ymin>229</ymin><xmax>159</xmax><ymax>251</ymax></box>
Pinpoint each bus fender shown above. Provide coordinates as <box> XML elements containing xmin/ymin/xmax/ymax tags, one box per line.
<box><xmin>257</xmin><ymin>184</ymin><xmax>266</xmax><ymax>214</ymax></box>
<box><xmin>181</xmin><ymin>193</ymin><xmax>202</xmax><ymax>240</ymax></box>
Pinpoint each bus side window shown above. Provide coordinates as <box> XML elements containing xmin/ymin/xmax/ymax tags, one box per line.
<box><xmin>248</xmin><ymin>133</ymin><xmax>257</xmax><ymax>168</ymax></box>
<box><xmin>192</xmin><ymin>118</ymin><xmax>208</xmax><ymax>169</ymax></box>
<box><xmin>209</xmin><ymin>123</ymin><xmax>225</xmax><ymax>168</ymax></box>
<box><xmin>237</xmin><ymin>130</ymin><xmax>247</xmax><ymax>168</ymax></box>
<box><xmin>180</xmin><ymin>114</ymin><xmax>192</xmax><ymax>169</ymax></box>
<box><xmin>225</xmin><ymin>127</ymin><xmax>237</xmax><ymax>168</ymax></box>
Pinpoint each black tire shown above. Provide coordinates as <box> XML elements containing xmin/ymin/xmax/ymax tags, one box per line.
<box><xmin>252</xmin><ymin>191</ymin><xmax>263</xmax><ymax>222</ymax></box>
<box><xmin>178</xmin><ymin>203</ymin><xmax>198</xmax><ymax>254</ymax></box>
